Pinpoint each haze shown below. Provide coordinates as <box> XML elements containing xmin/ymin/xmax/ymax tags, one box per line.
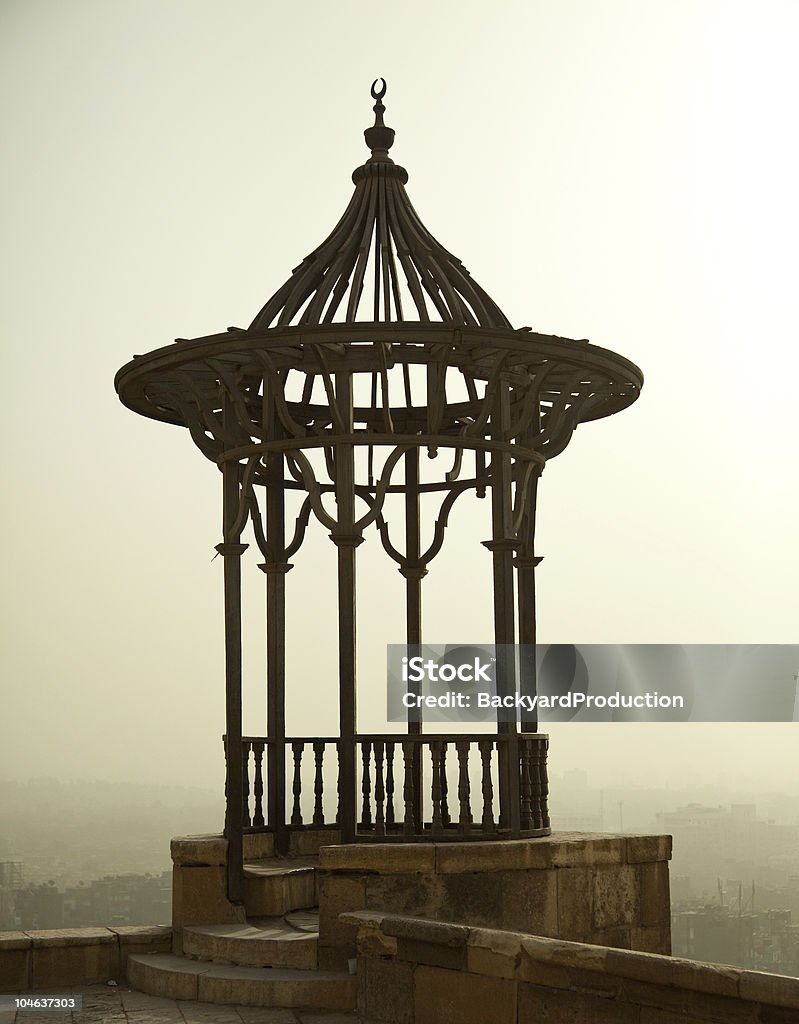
<box><xmin>1</xmin><ymin>0</ymin><xmax>797</xmax><ymax>800</ymax></box>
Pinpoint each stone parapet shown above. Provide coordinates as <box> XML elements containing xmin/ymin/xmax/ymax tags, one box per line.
<box><xmin>0</xmin><ymin>925</ymin><xmax>171</xmax><ymax>992</ymax></box>
<box><xmin>343</xmin><ymin>910</ymin><xmax>799</xmax><ymax>1024</ymax></box>
<box><xmin>316</xmin><ymin>833</ymin><xmax>671</xmax><ymax>970</ymax></box>
<box><xmin>319</xmin><ymin>832</ymin><xmax>670</xmax><ymax>874</ymax></box>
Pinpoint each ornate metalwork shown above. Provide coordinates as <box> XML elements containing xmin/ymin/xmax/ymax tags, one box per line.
<box><xmin>117</xmin><ymin>82</ymin><xmax>643</xmax><ymax>898</ymax></box>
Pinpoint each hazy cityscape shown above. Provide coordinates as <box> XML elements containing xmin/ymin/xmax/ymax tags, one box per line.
<box><xmin>2</xmin><ymin>773</ymin><xmax>797</xmax><ymax>977</ymax></box>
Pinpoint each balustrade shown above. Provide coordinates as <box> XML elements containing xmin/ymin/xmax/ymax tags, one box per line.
<box><xmin>227</xmin><ymin>733</ymin><xmax>550</xmax><ymax>841</ymax></box>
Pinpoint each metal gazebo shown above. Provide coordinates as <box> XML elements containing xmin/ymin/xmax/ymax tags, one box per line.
<box><xmin>115</xmin><ymin>81</ymin><xmax>643</xmax><ymax>902</ymax></box>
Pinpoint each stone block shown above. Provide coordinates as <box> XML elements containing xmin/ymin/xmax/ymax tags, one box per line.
<box><xmin>592</xmin><ymin>864</ymin><xmax>640</xmax><ymax>930</ymax></box>
<box><xmin>288</xmin><ymin>829</ymin><xmax>341</xmax><ymax>856</ymax></box>
<box><xmin>550</xmin><ymin>835</ymin><xmax>626</xmax><ymax>868</ymax></box>
<box><xmin>28</xmin><ymin>928</ymin><xmax>118</xmax><ymax>988</ymax></box>
<box><xmin>516</xmin><ymin>956</ymin><xmax>573</xmax><ymax>990</ymax></box>
<box><xmin>499</xmin><ymin>868</ymin><xmax>558</xmax><ymax>937</ymax></box>
<box><xmin>414</xmin><ymin>965</ymin><xmax>516</xmax><ymax>1024</ymax></box>
<box><xmin>440</xmin><ymin>870</ymin><xmax>503</xmax><ymax>927</ymax></box>
<box><xmin>365</xmin><ymin>871</ymin><xmax>447</xmax><ymax>919</ymax></box>
<box><xmin>567</xmin><ymin>964</ymin><xmax>626</xmax><ymax>1000</ymax></box>
<box><xmin>467</xmin><ymin>928</ymin><xmax>523</xmax><ymax>979</ymax></box>
<box><xmin>739</xmin><ymin>969</ymin><xmax>799</xmax><ymax>1010</ymax></box>
<box><xmin>242</xmin><ymin>832</ymin><xmax>274</xmax><ymax>860</ymax></box>
<box><xmin>0</xmin><ymin>931</ymin><xmax>31</xmax><ymax>991</ymax></box>
<box><xmin>319</xmin><ymin>843</ymin><xmax>436</xmax><ymax>874</ymax></box>
<box><xmin>382</xmin><ymin>916</ymin><xmax>468</xmax><ymax>948</ymax></box>
<box><xmin>318</xmin><ymin>874</ymin><xmax>367</xmax><ymax>956</ymax></box>
<box><xmin>434</xmin><ymin>835</ymin><xmax>630</xmax><ymax>875</ymax></box>
<box><xmin>639</xmin><ymin>861</ymin><xmax>671</xmax><ymax>929</ymax></box>
<box><xmin>359</xmin><ymin>955</ymin><xmax>414</xmax><ymax>1024</ymax></box>
<box><xmin>172</xmin><ymin>865</ymin><xmax>246</xmax><ymax>930</ymax></box>
<box><xmin>604</xmin><ymin>947</ymin><xmax>674</xmax><ymax>988</ymax></box>
<box><xmin>622</xmin><ymin>976</ymin><xmax>757</xmax><ymax>1022</ymax></box>
<box><xmin>519</xmin><ymin>982</ymin><xmax>638</xmax><ymax>1023</ymax></box>
<box><xmin>518</xmin><ymin>935</ymin><xmax>612</xmax><ymax>995</ymax></box>
<box><xmin>557</xmin><ymin>865</ymin><xmax>594</xmax><ymax>939</ymax></box>
<box><xmin>625</xmin><ymin>834</ymin><xmax>672</xmax><ymax>865</ymax></box>
<box><xmin>541</xmin><ymin>938</ymin><xmax>609</xmax><ymax>974</ymax></box>
<box><xmin>670</xmin><ymin>956</ymin><xmax>739</xmax><ymax>999</ymax></box>
<box><xmin>435</xmin><ymin>838</ymin><xmax>553</xmax><ymax>874</ymax></box>
<box><xmin>171</xmin><ymin>834</ymin><xmax>228</xmax><ymax>867</ymax></box>
<box><xmin>760</xmin><ymin>1008</ymin><xmax>799</xmax><ymax>1024</ymax></box>
<box><xmin>397</xmin><ymin>939</ymin><xmax>466</xmax><ymax>970</ymax></box>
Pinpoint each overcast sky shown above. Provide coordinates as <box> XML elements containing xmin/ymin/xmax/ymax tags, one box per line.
<box><xmin>1</xmin><ymin>0</ymin><xmax>797</xmax><ymax>799</ymax></box>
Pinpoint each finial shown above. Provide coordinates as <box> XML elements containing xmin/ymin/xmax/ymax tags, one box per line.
<box><xmin>371</xmin><ymin>78</ymin><xmax>387</xmax><ymax>102</ymax></box>
<box><xmin>364</xmin><ymin>78</ymin><xmax>395</xmax><ymax>157</ymax></box>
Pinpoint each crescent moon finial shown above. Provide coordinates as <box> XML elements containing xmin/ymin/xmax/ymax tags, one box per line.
<box><xmin>364</xmin><ymin>78</ymin><xmax>395</xmax><ymax>157</ymax></box>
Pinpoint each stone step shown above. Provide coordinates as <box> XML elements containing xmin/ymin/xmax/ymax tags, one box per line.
<box><xmin>243</xmin><ymin>856</ymin><xmax>318</xmax><ymax>917</ymax></box>
<box><xmin>183</xmin><ymin>912</ymin><xmax>319</xmax><ymax>969</ymax></box>
<box><xmin>127</xmin><ymin>952</ymin><xmax>356</xmax><ymax>1010</ymax></box>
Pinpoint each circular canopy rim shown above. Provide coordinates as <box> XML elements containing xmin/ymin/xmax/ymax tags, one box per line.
<box><xmin>115</xmin><ymin>322</ymin><xmax>644</xmax><ymax>430</ymax></box>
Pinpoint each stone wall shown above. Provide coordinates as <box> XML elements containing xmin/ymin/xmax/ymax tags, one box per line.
<box><xmin>317</xmin><ymin>833</ymin><xmax>671</xmax><ymax>970</ymax></box>
<box><xmin>0</xmin><ymin>926</ymin><xmax>171</xmax><ymax>992</ymax></box>
<box><xmin>344</xmin><ymin>910</ymin><xmax>799</xmax><ymax>1024</ymax></box>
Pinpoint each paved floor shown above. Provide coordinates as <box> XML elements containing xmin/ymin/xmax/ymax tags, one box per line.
<box><xmin>0</xmin><ymin>985</ymin><xmax>378</xmax><ymax>1023</ymax></box>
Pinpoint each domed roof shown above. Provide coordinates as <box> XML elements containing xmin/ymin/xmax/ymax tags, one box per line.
<box><xmin>249</xmin><ymin>80</ymin><xmax>511</xmax><ymax>332</ymax></box>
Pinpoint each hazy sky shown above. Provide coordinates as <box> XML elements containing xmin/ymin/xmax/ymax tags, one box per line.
<box><xmin>1</xmin><ymin>1</ymin><xmax>797</xmax><ymax>799</ymax></box>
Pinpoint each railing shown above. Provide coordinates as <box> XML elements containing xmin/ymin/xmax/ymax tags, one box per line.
<box><xmin>226</xmin><ymin>733</ymin><xmax>550</xmax><ymax>844</ymax></box>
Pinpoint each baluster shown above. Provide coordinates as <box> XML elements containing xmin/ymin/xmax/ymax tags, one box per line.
<box><xmin>313</xmin><ymin>741</ymin><xmax>325</xmax><ymax>826</ymax></box>
<box><xmin>430</xmin><ymin>741</ymin><xmax>444</xmax><ymax>836</ymax></box>
<box><xmin>374</xmin><ymin>741</ymin><xmax>385</xmax><ymax>837</ymax></box>
<box><xmin>361</xmin><ymin>741</ymin><xmax>372</xmax><ymax>828</ymax></box>
<box><xmin>385</xmin><ymin>741</ymin><xmax>396</xmax><ymax>830</ymax></box>
<box><xmin>529</xmin><ymin>737</ymin><xmax>542</xmax><ymax>830</ymax></box>
<box><xmin>520</xmin><ymin>738</ymin><xmax>533</xmax><ymax>831</ymax></box>
<box><xmin>242</xmin><ymin>741</ymin><xmax>252</xmax><ymax>828</ymax></box>
<box><xmin>479</xmin><ymin>739</ymin><xmax>495</xmax><ymax>833</ymax></box>
<box><xmin>291</xmin><ymin>741</ymin><xmax>304</xmax><ymax>826</ymax></box>
<box><xmin>336</xmin><ymin>740</ymin><xmax>342</xmax><ymax>826</ymax></box>
<box><xmin>539</xmin><ymin>737</ymin><xmax>550</xmax><ymax>829</ymax></box>
<box><xmin>222</xmin><ymin>734</ymin><xmax>228</xmax><ymax>808</ymax></box>
<box><xmin>439</xmin><ymin>743</ymin><xmax>450</xmax><ymax>827</ymax></box>
<box><xmin>456</xmin><ymin>741</ymin><xmax>473</xmax><ymax>833</ymax></box>
<box><xmin>252</xmin><ymin>741</ymin><xmax>265</xmax><ymax>828</ymax></box>
<box><xmin>402</xmin><ymin>741</ymin><xmax>416</xmax><ymax>835</ymax></box>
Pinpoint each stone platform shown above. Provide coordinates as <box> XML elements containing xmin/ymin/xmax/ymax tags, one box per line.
<box><xmin>165</xmin><ymin>831</ymin><xmax>671</xmax><ymax>1003</ymax></box>
<box><xmin>316</xmin><ymin>833</ymin><xmax>672</xmax><ymax>970</ymax></box>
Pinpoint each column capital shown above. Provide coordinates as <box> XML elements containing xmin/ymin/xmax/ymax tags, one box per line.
<box><xmin>215</xmin><ymin>542</ymin><xmax>249</xmax><ymax>557</ymax></box>
<box><xmin>399</xmin><ymin>565</ymin><xmax>428</xmax><ymax>581</ymax></box>
<box><xmin>257</xmin><ymin>562</ymin><xmax>294</xmax><ymax>575</ymax></box>
<box><xmin>513</xmin><ymin>555</ymin><xmax>544</xmax><ymax>569</ymax></box>
<box><xmin>481</xmin><ymin>539</ymin><xmax>518</xmax><ymax>553</ymax></box>
<box><xmin>329</xmin><ymin>533</ymin><xmax>365</xmax><ymax>549</ymax></box>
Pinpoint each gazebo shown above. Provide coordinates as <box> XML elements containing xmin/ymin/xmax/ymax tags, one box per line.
<box><xmin>115</xmin><ymin>81</ymin><xmax>643</xmax><ymax>905</ymax></box>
